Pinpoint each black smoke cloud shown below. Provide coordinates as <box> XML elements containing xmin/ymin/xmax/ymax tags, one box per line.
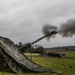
<box><xmin>58</xmin><ymin>19</ymin><xmax>75</xmax><ymax>37</ymax></box>
<box><xmin>43</xmin><ymin>19</ymin><xmax>75</xmax><ymax>40</ymax></box>
<box><xmin>42</xmin><ymin>24</ymin><xmax>57</xmax><ymax>40</ymax></box>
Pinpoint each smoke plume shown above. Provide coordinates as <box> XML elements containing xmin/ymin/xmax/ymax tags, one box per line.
<box><xmin>42</xmin><ymin>19</ymin><xmax>75</xmax><ymax>40</ymax></box>
<box><xmin>42</xmin><ymin>24</ymin><xmax>57</xmax><ymax>40</ymax></box>
<box><xmin>58</xmin><ymin>19</ymin><xmax>75</xmax><ymax>37</ymax></box>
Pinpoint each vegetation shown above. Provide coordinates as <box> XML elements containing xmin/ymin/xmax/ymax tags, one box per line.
<box><xmin>0</xmin><ymin>51</ymin><xmax>75</xmax><ymax>75</ymax></box>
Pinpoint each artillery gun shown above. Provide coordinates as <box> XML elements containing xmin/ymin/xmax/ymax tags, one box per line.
<box><xmin>0</xmin><ymin>30</ymin><xmax>58</xmax><ymax>73</ymax></box>
<box><xmin>18</xmin><ymin>30</ymin><xmax>57</xmax><ymax>53</ymax></box>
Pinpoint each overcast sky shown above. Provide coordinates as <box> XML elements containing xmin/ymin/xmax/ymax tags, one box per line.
<box><xmin>0</xmin><ymin>0</ymin><xmax>75</xmax><ymax>47</ymax></box>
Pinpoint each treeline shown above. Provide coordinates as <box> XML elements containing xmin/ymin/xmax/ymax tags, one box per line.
<box><xmin>45</xmin><ymin>46</ymin><xmax>75</xmax><ymax>51</ymax></box>
<box><xmin>25</xmin><ymin>45</ymin><xmax>44</xmax><ymax>53</ymax></box>
<box><xmin>15</xmin><ymin>42</ymin><xmax>75</xmax><ymax>53</ymax></box>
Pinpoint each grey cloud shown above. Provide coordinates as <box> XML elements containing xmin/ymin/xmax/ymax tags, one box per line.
<box><xmin>0</xmin><ymin>0</ymin><xmax>75</xmax><ymax>47</ymax></box>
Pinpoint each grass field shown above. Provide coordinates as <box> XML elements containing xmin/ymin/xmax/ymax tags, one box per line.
<box><xmin>0</xmin><ymin>51</ymin><xmax>75</xmax><ymax>75</ymax></box>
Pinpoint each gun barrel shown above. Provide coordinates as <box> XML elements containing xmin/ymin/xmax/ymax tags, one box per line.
<box><xmin>31</xmin><ymin>30</ymin><xmax>57</xmax><ymax>45</ymax></box>
<box><xmin>18</xmin><ymin>30</ymin><xmax>57</xmax><ymax>52</ymax></box>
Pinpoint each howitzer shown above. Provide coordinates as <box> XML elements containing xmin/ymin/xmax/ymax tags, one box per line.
<box><xmin>18</xmin><ymin>30</ymin><xmax>57</xmax><ymax>53</ymax></box>
<box><xmin>0</xmin><ymin>30</ymin><xmax>60</xmax><ymax>73</ymax></box>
